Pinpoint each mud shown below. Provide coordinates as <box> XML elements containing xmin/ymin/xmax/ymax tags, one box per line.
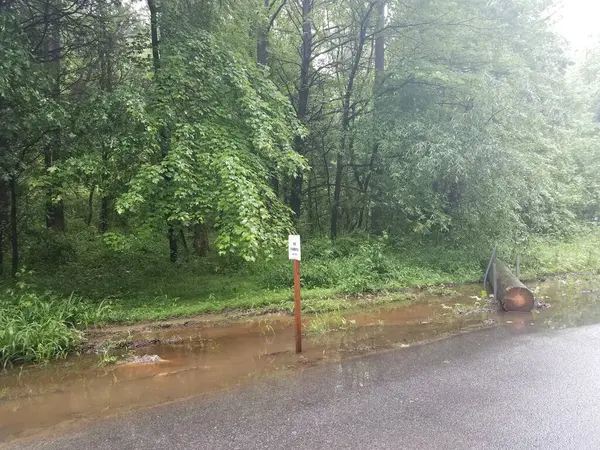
<box><xmin>1</xmin><ymin>274</ymin><xmax>600</xmax><ymax>443</ymax></box>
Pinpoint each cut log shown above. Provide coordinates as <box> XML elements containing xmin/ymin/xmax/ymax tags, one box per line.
<box><xmin>491</xmin><ymin>259</ymin><xmax>535</xmax><ymax>312</ymax></box>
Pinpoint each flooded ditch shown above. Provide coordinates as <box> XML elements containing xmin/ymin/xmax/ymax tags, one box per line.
<box><xmin>2</xmin><ymin>274</ymin><xmax>600</xmax><ymax>442</ymax></box>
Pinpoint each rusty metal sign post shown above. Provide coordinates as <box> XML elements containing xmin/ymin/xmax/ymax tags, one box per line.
<box><xmin>288</xmin><ymin>235</ymin><xmax>302</xmax><ymax>353</ymax></box>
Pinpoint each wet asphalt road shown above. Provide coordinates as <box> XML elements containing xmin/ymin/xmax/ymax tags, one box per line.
<box><xmin>6</xmin><ymin>324</ymin><xmax>600</xmax><ymax>450</ymax></box>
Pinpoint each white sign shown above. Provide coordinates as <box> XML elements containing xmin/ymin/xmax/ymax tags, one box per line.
<box><xmin>288</xmin><ymin>235</ymin><xmax>301</xmax><ymax>261</ymax></box>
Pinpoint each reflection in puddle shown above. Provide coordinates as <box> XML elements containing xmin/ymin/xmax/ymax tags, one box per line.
<box><xmin>1</xmin><ymin>275</ymin><xmax>600</xmax><ymax>442</ymax></box>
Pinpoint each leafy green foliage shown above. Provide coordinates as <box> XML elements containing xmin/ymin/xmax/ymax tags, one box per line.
<box><xmin>117</xmin><ymin>32</ymin><xmax>305</xmax><ymax>260</ymax></box>
<box><xmin>0</xmin><ymin>12</ymin><xmax>57</xmax><ymax>178</ymax></box>
<box><xmin>356</xmin><ymin>0</ymin><xmax>585</xmax><ymax>243</ymax></box>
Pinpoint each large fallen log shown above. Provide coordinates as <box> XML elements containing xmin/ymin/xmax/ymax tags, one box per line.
<box><xmin>491</xmin><ymin>259</ymin><xmax>535</xmax><ymax>312</ymax></box>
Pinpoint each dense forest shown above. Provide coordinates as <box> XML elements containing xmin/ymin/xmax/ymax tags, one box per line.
<box><xmin>3</xmin><ymin>0</ymin><xmax>600</xmax><ymax>364</ymax></box>
<box><xmin>1</xmin><ymin>0</ymin><xmax>600</xmax><ymax>270</ymax></box>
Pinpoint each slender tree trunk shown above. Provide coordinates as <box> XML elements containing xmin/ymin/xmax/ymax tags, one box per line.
<box><xmin>98</xmin><ymin>2</ymin><xmax>113</xmax><ymax>233</ymax></box>
<box><xmin>10</xmin><ymin>175</ymin><xmax>18</xmax><ymax>277</ymax></box>
<box><xmin>283</xmin><ymin>175</ymin><xmax>291</xmax><ymax>207</ymax></box>
<box><xmin>86</xmin><ymin>185</ymin><xmax>94</xmax><ymax>226</ymax></box>
<box><xmin>289</xmin><ymin>0</ymin><xmax>312</xmax><ymax>224</ymax></box>
<box><xmin>148</xmin><ymin>0</ymin><xmax>178</xmax><ymax>262</ymax></box>
<box><xmin>168</xmin><ymin>226</ymin><xmax>177</xmax><ymax>263</ymax></box>
<box><xmin>148</xmin><ymin>0</ymin><xmax>161</xmax><ymax>72</ymax></box>
<box><xmin>0</xmin><ymin>98</ymin><xmax>6</xmax><ymax>276</ymax></box>
<box><xmin>179</xmin><ymin>229</ymin><xmax>189</xmax><ymax>255</ymax></box>
<box><xmin>0</xmin><ymin>225</ymin><xmax>3</xmax><ymax>277</ymax></box>
<box><xmin>44</xmin><ymin>2</ymin><xmax>65</xmax><ymax>231</ymax></box>
<box><xmin>307</xmin><ymin>171</ymin><xmax>314</xmax><ymax>233</ymax></box>
<box><xmin>99</xmin><ymin>196</ymin><xmax>109</xmax><ymax>233</ymax></box>
<box><xmin>312</xmin><ymin>168</ymin><xmax>321</xmax><ymax>233</ymax></box>
<box><xmin>330</xmin><ymin>7</ymin><xmax>375</xmax><ymax>239</ymax></box>
<box><xmin>0</xmin><ymin>177</ymin><xmax>7</xmax><ymax>277</ymax></box>
<box><xmin>193</xmin><ymin>223</ymin><xmax>210</xmax><ymax>257</ymax></box>
<box><xmin>290</xmin><ymin>154</ymin><xmax>304</xmax><ymax>222</ymax></box>
<box><xmin>331</xmin><ymin>22</ymin><xmax>372</xmax><ymax>239</ymax></box>
<box><xmin>257</xmin><ymin>0</ymin><xmax>284</xmax><ymax>195</ymax></box>
<box><xmin>257</xmin><ymin>0</ymin><xmax>269</xmax><ymax>66</ymax></box>
<box><xmin>331</xmin><ymin>145</ymin><xmax>345</xmax><ymax>239</ymax></box>
<box><xmin>357</xmin><ymin>207</ymin><xmax>364</xmax><ymax>229</ymax></box>
<box><xmin>44</xmin><ymin>143</ymin><xmax>65</xmax><ymax>231</ymax></box>
<box><xmin>368</xmin><ymin>0</ymin><xmax>386</xmax><ymax>234</ymax></box>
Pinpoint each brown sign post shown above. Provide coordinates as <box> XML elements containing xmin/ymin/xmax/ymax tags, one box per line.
<box><xmin>288</xmin><ymin>235</ymin><xmax>302</xmax><ymax>353</ymax></box>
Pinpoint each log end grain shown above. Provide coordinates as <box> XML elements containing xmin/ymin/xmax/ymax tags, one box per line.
<box><xmin>502</xmin><ymin>286</ymin><xmax>535</xmax><ymax>312</ymax></box>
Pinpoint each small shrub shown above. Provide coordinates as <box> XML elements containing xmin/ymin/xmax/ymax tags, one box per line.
<box><xmin>339</xmin><ymin>276</ymin><xmax>384</xmax><ymax>294</ymax></box>
<box><xmin>301</xmin><ymin>261</ymin><xmax>342</xmax><ymax>288</ymax></box>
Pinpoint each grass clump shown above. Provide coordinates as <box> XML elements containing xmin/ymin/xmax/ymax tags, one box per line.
<box><xmin>0</xmin><ymin>281</ymin><xmax>110</xmax><ymax>367</ymax></box>
<box><xmin>425</xmin><ymin>286</ymin><xmax>459</xmax><ymax>297</ymax></box>
<box><xmin>306</xmin><ymin>311</ymin><xmax>357</xmax><ymax>335</ymax></box>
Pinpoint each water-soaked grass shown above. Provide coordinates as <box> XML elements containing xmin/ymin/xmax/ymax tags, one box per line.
<box><xmin>104</xmin><ymin>287</ymin><xmax>340</xmax><ymax>323</ymax></box>
<box><xmin>104</xmin><ymin>290</ymin><xmax>418</xmax><ymax>324</ymax></box>
<box><xmin>306</xmin><ymin>311</ymin><xmax>358</xmax><ymax>335</ymax></box>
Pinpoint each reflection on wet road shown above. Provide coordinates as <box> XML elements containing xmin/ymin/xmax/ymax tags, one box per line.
<box><xmin>1</xmin><ymin>274</ymin><xmax>599</xmax><ymax>442</ymax></box>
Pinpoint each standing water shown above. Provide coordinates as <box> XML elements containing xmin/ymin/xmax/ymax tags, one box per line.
<box><xmin>1</xmin><ymin>274</ymin><xmax>599</xmax><ymax>443</ymax></box>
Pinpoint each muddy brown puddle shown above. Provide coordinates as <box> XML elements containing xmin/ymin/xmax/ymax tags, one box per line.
<box><xmin>2</xmin><ymin>275</ymin><xmax>600</xmax><ymax>443</ymax></box>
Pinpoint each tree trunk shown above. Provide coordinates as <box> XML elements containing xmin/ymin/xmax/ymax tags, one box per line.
<box><xmin>44</xmin><ymin>1</ymin><xmax>65</xmax><ymax>231</ymax></box>
<box><xmin>0</xmin><ymin>224</ymin><xmax>3</xmax><ymax>277</ymax></box>
<box><xmin>193</xmin><ymin>223</ymin><xmax>210</xmax><ymax>257</ymax></box>
<box><xmin>331</xmin><ymin>8</ymin><xmax>373</xmax><ymax>239</ymax></box>
<box><xmin>357</xmin><ymin>206</ymin><xmax>364</xmax><ymax>229</ymax></box>
<box><xmin>0</xmin><ymin>93</ymin><xmax>6</xmax><ymax>275</ymax></box>
<box><xmin>99</xmin><ymin>195</ymin><xmax>109</xmax><ymax>233</ymax></box>
<box><xmin>148</xmin><ymin>0</ymin><xmax>161</xmax><ymax>72</ymax></box>
<box><xmin>168</xmin><ymin>226</ymin><xmax>178</xmax><ymax>263</ymax></box>
<box><xmin>257</xmin><ymin>0</ymin><xmax>286</xmax><ymax>66</ymax></box>
<box><xmin>257</xmin><ymin>0</ymin><xmax>269</xmax><ymax>66</ymax></box>
<box><xmin>179</xmin><ymin>228</ymin><xmax>189</xmax><ymax>255</ymax></box>
<box><xmin>148</xmin><ymin>0</ymin><xmax>178</xmax><ymax>263</ymax></box>
<box><xmin>289</xmin><ymin>0</ymin><xmax>312</xmax><ymax>225</ymax></box>
<box><xmin>368</xmin><ymin>0</ymin><xmax>386</xmax><ymax>235</ymax></box>
<box><xmin>491</xmin><ymin>259</ymin><xmax>535</xmax><ymax>312</ymax></box>
<box><xmin>86</xmin><ymin>185</ymin><xmax>94</xmax><ymax>226</ymax></box>
<box><xmin>0</xmin><ymin>177</ymin><xmax>7</xmax><ymax>277</ymax></box>
<box><xmin>98</xmin><ymin>1</ymin><xmax>113</xmax><ymax>234</ymax></box>
<box><xmin>290</xmin><ymin>162</ymin><xmax>304</xmax><ymax>223</ymax></box>
<box><xmin>258</xmin><ymin>0</ymin><xmax>287</xmax><ymax>199</ymax></box>
<box><xmin>331</xmin><ymin>149</ymin><xmax>344</xmax><ymax>239</ymax></box>
<box><xmin>10</xmin><ymin>175</ymin><xmax>18</xmax><ymax>277</ymax></box>
<box><xmin>307</xmin><ymin>171</ymin><xmax>314</xmax><ymax>233</ymax></box>
<box><xmin>45</xmin><ymin>146</ymin><xmax>65</xmax><ymax>231</ymax></box>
